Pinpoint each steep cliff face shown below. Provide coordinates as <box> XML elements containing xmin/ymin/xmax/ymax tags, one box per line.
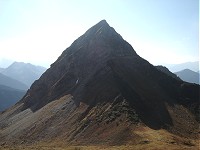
<box><xmin>0</xmin><ymin>20</ymin><xmax>199</xmax><ymax>147</ymax></box>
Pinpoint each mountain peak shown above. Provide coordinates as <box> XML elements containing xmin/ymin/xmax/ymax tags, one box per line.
<box><xmin>97</xmin><ymin>19</ymin><xmax>109</xmax><ymax>25</ymax></box>
<box><xmin>0</xmin><ymin>20</ymin><xmax>199</xmax><ymax>148</ymax></box>
<box><xmin>95</xmin><ymin>19</ymin><xmax>111</xmax><ymax>29</ymax></box>
<box><xmin>82</xmin><ymin>19</ymin><xmax>113</xmax><ymax>38</ymax></box>
<box><xmin>63</xmin><ymin>20</ymin><xmax>137</xmax><ymax>60</ymax></box>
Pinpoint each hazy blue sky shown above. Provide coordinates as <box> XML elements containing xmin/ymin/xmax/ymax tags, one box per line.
<box><xmin>0</xmin><ymin>0</ymin><xmax>199</xmax><ymax>67</ymax></box>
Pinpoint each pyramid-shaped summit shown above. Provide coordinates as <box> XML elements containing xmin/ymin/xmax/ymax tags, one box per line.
<box><xmin>0</xmin><ymin>20</ymin><xmax>199</xmax><ymax>148</ymax></box>
<box><xmin>22</xmin><ymin>19</ymin><xmax>138</xmax><ymax>110</ymax></box>
<box><xmin>54</xmin><ymin>20</ymin><xmax>137</xmax><ymax>65</ymax></box>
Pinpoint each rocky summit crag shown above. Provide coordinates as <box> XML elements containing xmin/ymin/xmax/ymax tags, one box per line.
<box><xmin>0</xmin><ymin>20</ymin><xmax>199</xmax><ymax>148</ymax></box>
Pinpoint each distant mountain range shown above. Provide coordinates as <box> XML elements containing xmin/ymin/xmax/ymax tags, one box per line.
<box><xmin>156</xmin><ymin>66</ymin><xmax>199</xmax><ymax>85</ymax></box>
<box><xmin>0</xmin><ymin>84</ymin><xmax>26</xmax><ymax>112</ymax></box>
<box><xmin>0</xmin><ymin>73</ymin><xmax>28</xmax><ymax>90</ymax></box>
<box><xmin>175</xmin><ymin>69</ymin><xmax>199</xmax><ymax>84</ymax></box>
<box><xmin>165</xmin><ymin>61</ymin><xmax>199</xmax><ymax>72</ymax></box>
<box><xmin>0</xmin><ymin>62</ymin><xmax>46</xmax><ymax>111</ymax></box>
<box><xmin>0</xmin><ymin>68</ymin><xmax>4</xmax><ymax>72</ymax></box>
<box><xmin>1</xmin><ymin>62</ymin><xmax>46</xmax><ymax>87</ymax></box>
<box><xmin>0</xmin><ymin>58</ymin><xmax>14</xmax><ymax>68</ymax></box>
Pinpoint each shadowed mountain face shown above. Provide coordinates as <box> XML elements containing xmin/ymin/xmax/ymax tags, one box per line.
<box><xmin>21</xmin><ymin>20</ymin><xmax>174</xmax><ymax>128</ymax></box>
<box><xmin>155</xmin><ymin>65</ymin><xmax>181</xmax><ymax>81</ymax></box>
<box><xmin>0</xmin><ymin>20</ymin><xmax>199</xmax><ymax>146</ymax></box>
